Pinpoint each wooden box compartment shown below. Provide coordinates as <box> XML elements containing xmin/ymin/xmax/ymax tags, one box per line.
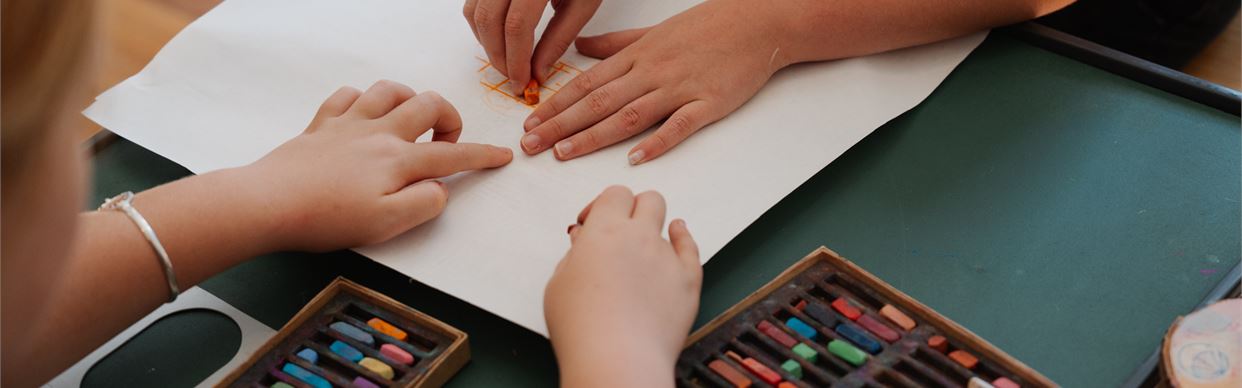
<box><xmin>220</xmin><ymin>278</ymin><xmax>469</xmax><ymax>387</ymax></box>
<box><xmin>677</xmin><ymin>247</ymin><xmax>1055</xmax><ymax>387</ymax></box>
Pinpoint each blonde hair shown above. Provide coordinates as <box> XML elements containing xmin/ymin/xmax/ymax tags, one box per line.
<box><xmin>1</xmin><ymin>0</ymin><xmax>95</xmax><ymax>179</ymax></box>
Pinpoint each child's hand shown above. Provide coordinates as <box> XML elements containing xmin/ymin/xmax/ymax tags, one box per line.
<box><xmin>544</xmin><ymin>186</ymin><xmax>701</xmax><ymax>386</ymax></box>
<box><xmin>463</xmin><ymin>0</ymin><xmax>602</xmax><ymax>96</ymax></box>
<box><xmin>245</xmin><ymin>80</ymin><xmax>513</xmax><ymax>252</ymax></box>
<box><xmin>519</xmin><ymin>0</ymin><xmax>788</xmax><ymax>164</ymax></box>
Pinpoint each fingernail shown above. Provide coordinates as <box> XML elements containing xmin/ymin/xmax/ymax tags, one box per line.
<box><xmin>628</xmin><ymin>150</ymin><xmax>646</xmax><ymax>165</ymax></box>
<box><xmin>521</xmin><ymin>133</ymin><xmax>542</xmax><ymax>153</ymax></box>
<box><xmin>509</xmin><ymin>81</ymin><xmax>523</xmax><ymax>96</ymax></box>
<box><xmin>524</xmin><ymin>116</ymin><xmax>541</xmax><ymax>131</ymax></box>
<box><xmin>554</xmin><ymin>141</ymin><xmax>574</xmax><ymax>159</ymax></box>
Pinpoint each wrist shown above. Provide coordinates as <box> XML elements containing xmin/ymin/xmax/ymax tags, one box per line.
<box><xmin>714</xmin><ymin>0</ymin><xmax>801</xmax><ymax>73</ymax></box>
<box><xmin>210</xmin><ymin>165</ymin><xmax>295</xmax><ymax>253</ymax></box>
<box><xmin>112</xmin><ymin>166</ymin><xmax>286</xmax><ymax>288</ymax></box>
<box><xmin>750</xmin><ymin>0</ymin><xmax>826</xmax><ymax>68</ymax></box>
<box><xmin>188</xmin><ymin>166</ymin><xmax>290</xmax><ymax>254</ymax></box>
<box><xmin>552</xmin><ymin>329</ymin><xmax>678</xmax><ymax>387</ymax></box>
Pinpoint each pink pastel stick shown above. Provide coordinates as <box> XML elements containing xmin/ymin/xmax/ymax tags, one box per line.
<box><xmin>380</xmin><ymin>343</ymin><xmax>415</xmax><ymax>365</ymax></box>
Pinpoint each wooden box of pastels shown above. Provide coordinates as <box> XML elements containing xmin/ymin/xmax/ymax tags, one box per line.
<box><xmin>676</xmin><ymin>247</ymin><xmax>1055</xmax><ymax>388</ymax></box>
<box><xmin>219</xmin><ymin>278</ymin><xmax>470</xmax><ymax>388</ymax></box>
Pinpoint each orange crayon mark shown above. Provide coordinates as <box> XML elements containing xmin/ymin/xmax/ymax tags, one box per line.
<box><xmin>475</xmin><ymin>58</ymin><xmax>582</xmax><ymax>108</ymax></box>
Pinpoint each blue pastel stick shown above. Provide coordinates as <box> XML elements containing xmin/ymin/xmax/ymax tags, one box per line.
<box><xmin>785</xmin><ymin>317</ymin><xmax>818</xmax><ymax>340</ymax></box>
<box><xmin>835</xmin><ymin>322</ymin><xmax>882</xmax><ymax>354</ymax></box>
<box><xmin>295</xmin><ymin>348</ymin><xmax>318</xmax><ymax>364</ymax></box>
<box><xmin>330</xmin><ymin>321</ymin><xmax>374</xmax><ymax>345</ymax></box>
<box><xmin>281</xmin><ymin>363</ymin><xmax>331</xmax><ymax>388</ymax></box>
<box><xmin>329</xmin><ymin>340</ymin><xmax>365</xmax><ymax>362</ymax></box>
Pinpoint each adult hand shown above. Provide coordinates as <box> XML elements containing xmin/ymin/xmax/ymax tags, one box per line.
<box><xmin>520</xmin><ymin>0</ymin><xmax>791</xmax><ymax>164</ymax></box>
<box><xmin>464</xmin><ymin>0</ymin><xmax>603</xmax><ymax>95</ymax></box>
<box><xmin>246</xmin><ymin>80</ymin><xmax>514</xmax><ymax>252</ymax></box>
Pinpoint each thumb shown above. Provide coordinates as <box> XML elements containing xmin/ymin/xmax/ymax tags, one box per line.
<box><xmin>668</xmin><ymin>218</ymin><xmax>700</xmax><ymax>267</ymax></box>
<box><xmin>385</xmin><ymin>180</ymin><xmax>450</xmax><ymax>231</ymax></box>
<box><xmin>574</xmin><ymin>27</ymin><xmax>651</xmax><ymax>59</ymax></box>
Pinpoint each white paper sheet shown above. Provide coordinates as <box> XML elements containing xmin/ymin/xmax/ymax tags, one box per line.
<box><xmin>86</xmin><ymin>0</ymin><xmax>985</xmax><ymax>335</ymax></box>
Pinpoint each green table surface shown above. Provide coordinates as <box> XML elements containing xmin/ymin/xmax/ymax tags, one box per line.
<box><xmin>85</xmin><ymin>33</ymin><xmax>1240</xmax><ymax>387</ymax></box>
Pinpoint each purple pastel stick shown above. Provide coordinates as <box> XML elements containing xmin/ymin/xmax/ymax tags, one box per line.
<box><xmin>352</xmin><ymin>376</ymin><xmax>382</xmax><ymax>388</ymax></box>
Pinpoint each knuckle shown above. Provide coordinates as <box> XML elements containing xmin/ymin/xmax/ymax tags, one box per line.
<box><xmin>651</xmin><ymin>131</ymin><xmax>672</xmax><ymax>152</ymax></box>
<box><xmin>586</xmin><ymin>89</ymin><xmax>610</xmax><ymax>115</ymax></box>
<box><xmin>473</xmin><ymin>6</ymin><xmax>495</xmax><ymax>32</ymax></box>
<box><xmin>314</xmin><ymin>101</ymin><xmax>335</xmax><ymax>115</ymax></box>
<box><xmin>579</xmin><ymin>129</ymin><xmax>601</xmax><ymax>148</ymax></box>
<box><xmin>376</xmin><ymin>140</ymin><xmax>404</xmax><ymax>159</ymax></box>
<box><xmin>374</xmin><ymin>79</ymin><xmax>399</xmax><ymax>89</ymax></box>
<box><xmin>337</xmin><ymin>85</ymin><xmax>361</xmax><ymax>97</ymax></box>
<box><xmin>376</xmin><ymin>79</ymin><xmax>412</xmax><ymax>96</ymax></box>
<box><xmin>667</xmin><ymin>114</ymin><xmax>694</xmax><ymax>138</ymax></box>
<box><xmin>545</xmin><ymin>38</ymin><xmax>571</xmax><ymax>58</ymax></box>
<box><xmin>618</xmin><ymin>106</ymin><xmax>642</xmax><ymax>131</ymax></box>
<box><xmin>605</xmin><ymin>184</ymin><xmax>632</xmax><ymax>196</ymax></box>
<box><xmin>639</xmin><ymin>190</ymin><xmax>664</xmax><ymax>202</ymax></box>
<box><xmin>419</xmin><ymin>90</ymin><xmax>446</xmax><ymax>106</ymax></box>
<box><xmin>548</xmin><ymin>96</ymin><xmax>571</xmax><ymax>115</ymax></box>
<box><xmin>571</xmin><ymin>72</ymin><xmax>595</xmax><ymax>95</ymax></box>
<box><xmin>599</xmin><ymin>36</ymin><xmax>620</xmax><ymax>53</ymax></box>
<box><xmin>504</xmin><ymin>12</ymin><xmax>528</xmax><ymax>37</ymax></box>
<box><xmin>316</xmin><ymin>116</ymin><xmax>340</xmax><ymax>129</ymax></box>
<box><xmin>545</xmin><ymin>118</ymin><xmax>568</xmax><ymax>138</ymax></box>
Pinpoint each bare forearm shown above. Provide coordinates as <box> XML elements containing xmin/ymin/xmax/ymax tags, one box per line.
<box><xmin>22</xmin><ymin>167</ymin><xmax>281</xmax><ymax>384</ymax></box>
<box><xmin>767</xmin><ymin>0</ymin><xmax>1075</xmax><ymax>67</ymax></box>
<box><xmin>8</xmin><ymin>80</ymin><xmax>506</xmax><ymax>387</ymax></box>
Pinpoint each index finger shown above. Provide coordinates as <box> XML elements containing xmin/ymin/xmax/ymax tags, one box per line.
<box><xmin>474</xmin><ymin>0</ymin><xmax>511</xmax><ymax>76</ymax></box>
<box><xmin>523</xmin><ymin>56</ymin><xmax>630</xmax><ymax>132</ymax></box>
<box><xmin>401</xmin><ymin>142</ymin><xmax>514</xmax><ymax>182</ymax></box>
<box><xmin>462</xmin><ymin>0</ymin><xmax>481</xmax><ymax>41</ymax></box>
<box><xmin>504</xmin><ymin>0</ymin><xmax>548</xmax><ymax>95</ymax></box>
<box><xmin>531</xmin><ymin>0</ymin><xmax>603</xmax><ymax>83</ymax></box>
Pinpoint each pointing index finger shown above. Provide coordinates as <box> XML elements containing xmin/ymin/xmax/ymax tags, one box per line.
<box><xmin>402</xmin><ymin>142</ymin><xmax>514</xmax><ymax>182</ymax></box>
